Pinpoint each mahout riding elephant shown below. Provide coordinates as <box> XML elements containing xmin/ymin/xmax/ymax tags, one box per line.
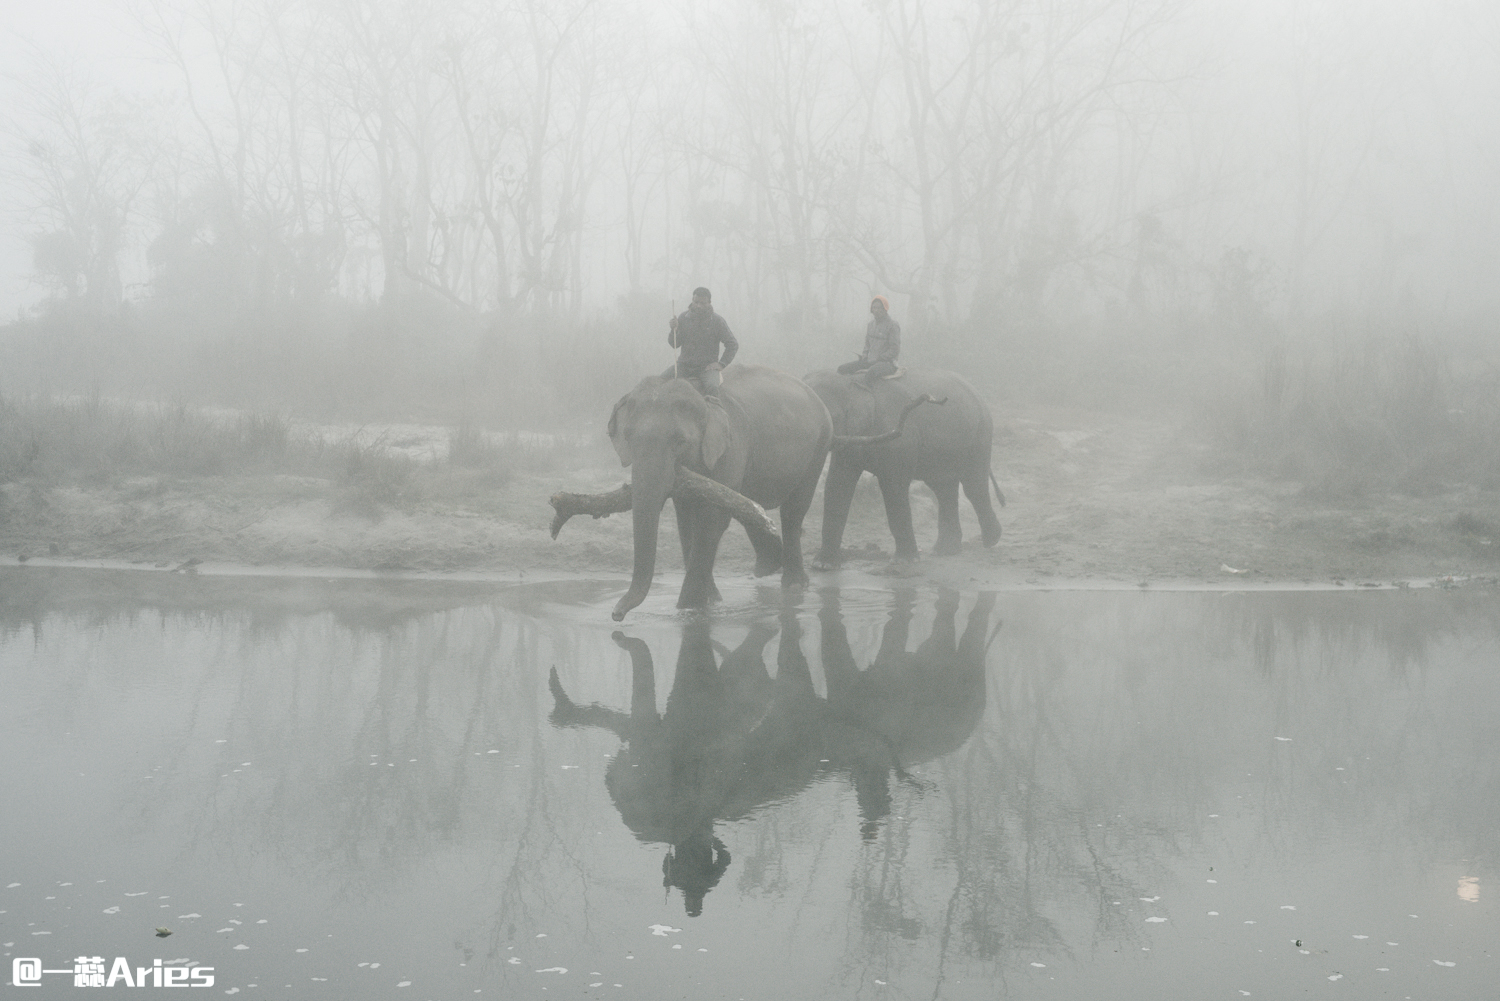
<box><xmin>604</xmin><ymin>365</ymin><xmax>833</xmax><ymax>620</ymax></box>
<box><xmin>803</xmin><ymin>367</ymin><xmax>1005</xmax><ymax>566</ymax></box>
<box><xmin>546</xmin><ymin>587</ymin><xmax>999</xmax><ymax>912</ymax></box>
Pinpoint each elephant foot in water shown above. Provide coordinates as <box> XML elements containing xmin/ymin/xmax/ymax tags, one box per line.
<box><xmin>676</xmin><ymin>580</ymin><xmax>724</xmax><ymax>609</ymax></box>
<box><xmin>781</xmin><ymin>566</ymin><xmax>809</xmax><ymax>589</ymax></box>
<box><xmin>981</xmin><ymin>522</ymin><xmax>1002</xmax><ymax>547</ymax></box>
<box><xmin>811</xmin><ymin>551</ymin><xmax>842</xmax><ymax>572</ymax></box>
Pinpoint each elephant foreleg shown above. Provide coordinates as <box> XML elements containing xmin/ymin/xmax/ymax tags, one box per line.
<box><xmin>673</xmin><ymin>496</ymin><xmax>695</xmax><ymax>567</ymax></box>
<box><xmin>815</xmin><ymin>459</ymin><xmax>862</xmax><ymax>569</ymax></box>
<box><xmin>678</xmin><ymin>505</ymin><xmax>730</xmax><ymax>608</ymax></box>
<box><xmin>879</xmin><ymin>475</ymin><xmax>920</xmax><ymax>562</ymax></box>
<box><xmin>930</xmin><ymin>480</ymin><xmax>963</xmax><ymax>556</ymax></box>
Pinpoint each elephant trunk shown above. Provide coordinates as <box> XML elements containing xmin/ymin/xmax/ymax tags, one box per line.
<box><xmin>613</xmin><ymin>453</ymin><xmax>676</xmax><ymax>621</ymax></box>
<box><xmin>830</xmin><ymin>393</ymin><xmax>945</xmax><ymax>454</ymax></box>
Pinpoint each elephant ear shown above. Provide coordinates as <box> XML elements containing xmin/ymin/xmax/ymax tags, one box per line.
<box><xmin>700</xmin><ymin>405</ymin><xmax>729</xmax><ymax>471</ymax></box>
<box><xmin>607</xmin><ymin>395</ymin><xmax>633</xmax><ymax>467</ymax></box>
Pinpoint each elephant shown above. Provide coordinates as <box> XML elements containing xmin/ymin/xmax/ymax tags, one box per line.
<box><xmin>601</xmin><ymin>365</ymin><xmax>833</xmax><ymax>620</ymax></box>
<box><xmin>803</xmin><ymin>367</ymin><xmax>1005</xmax><ymax>567</ymax></box>
<box><xmin>546</xmin><ymin>587</ymin><xmax>999</xmax><ymax>912</ymax></box>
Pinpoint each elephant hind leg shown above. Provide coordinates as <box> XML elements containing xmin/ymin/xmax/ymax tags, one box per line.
<box><xmin>930</xmin><ymin>479</ymin><xmax>963</xmax><ymax>555</ymax></box>
<box><xmin>962</xmin><ymin>467</ymin><xmax>1002</xmax><ymax>547</ymax></box>
<box><xmin>879</xmin><ymin>475</ymin><xmax>920</xmax><ymax>562</ymax></box>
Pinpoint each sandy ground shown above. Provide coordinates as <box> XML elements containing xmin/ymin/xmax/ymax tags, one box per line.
<box><xmin>3</xmin><ymin>403</ymin><xmax>1499</xmax><ymax>592</ymax></box>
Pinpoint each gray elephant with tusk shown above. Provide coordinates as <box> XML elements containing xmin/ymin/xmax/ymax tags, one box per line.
<box><xmin>803</xmin><ymin>367</ymin><xmax>1005</xmax><ymax>567</ymax></box>
<box><xmin>601</xmin><ymin>365</ymin><xmax>833</xmax><ymax>620</ymax></box>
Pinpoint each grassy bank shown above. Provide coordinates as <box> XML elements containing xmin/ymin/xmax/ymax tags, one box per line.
<box><xmin>1197</xmin><ymin>334</ymin><xmax>1500</xmax><ymax>496</ymax></box>
<box><xmin>0</xmin><ymin>393</ymin><xmax>588</xmax><ymax>519</ymax></box>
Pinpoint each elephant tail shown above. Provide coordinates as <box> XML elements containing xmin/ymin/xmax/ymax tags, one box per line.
<box><xmin>989</xmin><ymin>470</ymin><xmax>1006</xmax><ymax>508</ymax></box>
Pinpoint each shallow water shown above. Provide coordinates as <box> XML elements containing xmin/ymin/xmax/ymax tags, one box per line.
<box><xmin>1</xmin><ymin>568</ymin><xmax>1496</xmax><ymax>998</ymax></box>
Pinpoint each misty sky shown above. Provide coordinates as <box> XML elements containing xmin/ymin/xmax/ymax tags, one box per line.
<box><xmin>2</xmin><ymin>0</ymin><xmax>1497</xmax><ymax>338</ymax></box>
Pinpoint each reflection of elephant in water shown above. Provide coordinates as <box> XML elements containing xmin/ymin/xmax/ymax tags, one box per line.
<box><xmin>820</xmin><ymin>588</ymin><xmax>996</xmax><ymax>840</ymax></box>
<box><xmin>803</xmin><ymin>368</ymin><xmax>1004</xmax><ymax>566</ymax></box>
<box><xmin>605</xmin><ymin>366</ymin><xmax>833</xmax><ymax>620</ymax></box>
<box><xmin>547</xmin><ymin>588</ymin><xmax>998</xmax><ymax>914</ymax></box>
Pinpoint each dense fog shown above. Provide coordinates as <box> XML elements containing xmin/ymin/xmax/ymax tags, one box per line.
<box><xmin>1</xmin><ymin>0</ymin><xmax>1497</xmax><ymax>426</ymax></box>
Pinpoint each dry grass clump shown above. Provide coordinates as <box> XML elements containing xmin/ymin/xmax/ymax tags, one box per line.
<box><xmin>1200</xmin><ymin>335</ymin><xmax>1500</xmax><ymax>495</ymax></box>
<box><xmin>0</xmin><ymin>394</ymin><xmax>295</xmax><ymax>482</ymax></box>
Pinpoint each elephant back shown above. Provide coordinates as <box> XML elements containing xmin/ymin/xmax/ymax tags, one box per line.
<box><xmin>806</xmin><ymin>367</ymin><xmax>993</xmax><ymax>475</ymax></box>
<box><xmin>719</xmin><ymin>364</ymin><xmax>834</xmax><ymax>508</ymax></box>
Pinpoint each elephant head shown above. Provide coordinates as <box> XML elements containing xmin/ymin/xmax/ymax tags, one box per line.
<box><xmin>606</xmin><ymin>376</ymin><xmax>740</xmax><ymax>620</ymax></box>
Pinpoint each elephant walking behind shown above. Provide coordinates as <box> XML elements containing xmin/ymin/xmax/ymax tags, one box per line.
<box><xmin>803</xmin><ymin>367</ymin><xmax>1004</xmax><ymax>566</ymax></box>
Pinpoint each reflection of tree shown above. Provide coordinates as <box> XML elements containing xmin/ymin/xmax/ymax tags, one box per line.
<box><xmin>548</xmin><ymin>587</ymin><xmax>995</xmax><ymax>916</ymax></box>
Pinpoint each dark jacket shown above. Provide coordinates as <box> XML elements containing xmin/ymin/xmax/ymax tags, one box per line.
<box><xmin>670</xmin><ymin>309</ymin><xmax>738</xmax><ymax>374</ymax></box>
<box><xmin>861</xmin><ymin>314</ymin><xmax>900</xmax><ymax>365</ymax></box>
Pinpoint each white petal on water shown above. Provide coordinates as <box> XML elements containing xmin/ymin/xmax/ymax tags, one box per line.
<box><xmin>508</xmin><ymin>958</ymin><xmax>520</xmax><ymax>965</ymax></box>
<box><xmin>1207</xmin><ymin>880</ymin><xmax>1217</xmax><ymax>884</ymax></box>
<box><xmin>234</xmin><ymin>944</ymin><xmax>248</xmax><ymax>950</ymax></box>
<box><xmin>536</xmin><ymin>933</ymin><xmax>547</xmax><ymax>938</ymax></box>
<box><xmin>179</xmin><ymin>913</ymin><xmax>202</xmax><ymax>919</ymax></box>
<box><xmin>672</xmin><ymin>945</ymin><xmax>682</xmax><ymax>950</ymax></box>
<box><xmin>1274</xmin><ymin>737</ymin><xmax>1291</xmax><ymax>741</ymax></box>
<box><xmin>370</xmin><ymin>963</ymin><xmax>380</xmax><ymax>969</ymax></box>
<box><xmin>296</xmin><ymin>949</ymin><xmax>308</xmax><ymax>953</ymax></box>
<box><xmin>1244</xmin><ymin>920</ymin><xmax>1256</xmax><ymax>924</ymax></box>
<box><xmin>1280</xmin><ymin>905</ymin><xmax>1296</xmax><ymax>910</ymax></box>
<box><xmin>31</xmin><ymin>930</ymin><xmax>50</xmax><ymax>935</ymax></box>
<box><xmin>1139</xmin><ymin>896</ymin><xmax>1160</xmax><ymax>902</ymax></box>
<box><xmin>104</xmin><ymin>906</ymin><xmax>120</xmax><ymax>914</ymax></box>
<box><xmin>1433</xmin><ymin>960</ymin><xmax>1456</xmax><ymax>967</ymax></box>
<box><xmin>257</xmin><ymin>919</ymin><xmax>267</xmax><ymax>924</ymax></box>
<box><xmin>1146</xmin><ymin>917</ymin><xmax>1167</xmax><ymax>923</ymax></box>
<box><xmin>398</xmin><ymin>981</ymin><xmax>411</xmax><ymax>987</ymax></box>
<box><xmin>1328</xmin><ymin>974</ymin><xmax>1342</xmax><ymax>981</ymax></box>
<box><xmin>535</xmin><ymin>967</ymin><xmax>567</xmax><ymax>974</ymax></box>
<box><xmin>1386</xmin><ymin>942</ymin><xmax>1398</xmax><ymax>946</ymax></box>
<box><xmin>1208</xmin><ymin>912</ymin><xmax>1220</xmax><ymax>916</ymax></box>
<box><xmin>217</xmin><ymin>928</ymin><xmax>234</xmax><ymax>934</ymax></box>
<box><xmin>1353</xmin><ymin>935</ymin><xmax>1368</xmax><ymax>939</ymax></box>
<box><xmin>649</xmin><ymin>925</ymin><xmax>681</xmax><ymax>936</ymax></box>
<box><xmin>697</xmin><ymin>948</ymin><xmax>707</xmax><ymax>952</ymax></box>
<box><xmin>1376</xmin><ymin>968</ymin><xmax>1389</xmax><ymax>972</ymax></box>
<box><xmin>6</xmin><ymin>883</ymin><xmax>19</xmax><ymax>888</ymax></box>
<box><xmin>1031</xmin><ymin>962</ymin><xmax>1046</xmax><ymax>968</ymax></box>
<box><xmin>125</xmin><ymin>892</ymin><xmax>148</xmax><ymax>897</ymax></box>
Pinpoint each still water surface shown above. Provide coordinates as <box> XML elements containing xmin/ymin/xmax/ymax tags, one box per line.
<box><xmin>1</xmin><ymin>569</ymin><xmax>1496</xmax><ymax>998</ymax></box>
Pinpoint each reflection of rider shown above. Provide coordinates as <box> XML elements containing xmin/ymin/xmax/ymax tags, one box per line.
<box><xmin>663</xmin><ymin>825</ymin><xmax>731</xmax><ymax>918</ymax></box>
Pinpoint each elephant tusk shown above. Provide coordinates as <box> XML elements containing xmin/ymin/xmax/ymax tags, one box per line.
<box><xmin>831</xmin><ymin>393</ymin><xmax>946</xmax><ymax>452</ymax></box>
<box><xmin>548</xmin><ymin>469</ymin><xmax>781</xmax><ymax>547</ymax></box>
